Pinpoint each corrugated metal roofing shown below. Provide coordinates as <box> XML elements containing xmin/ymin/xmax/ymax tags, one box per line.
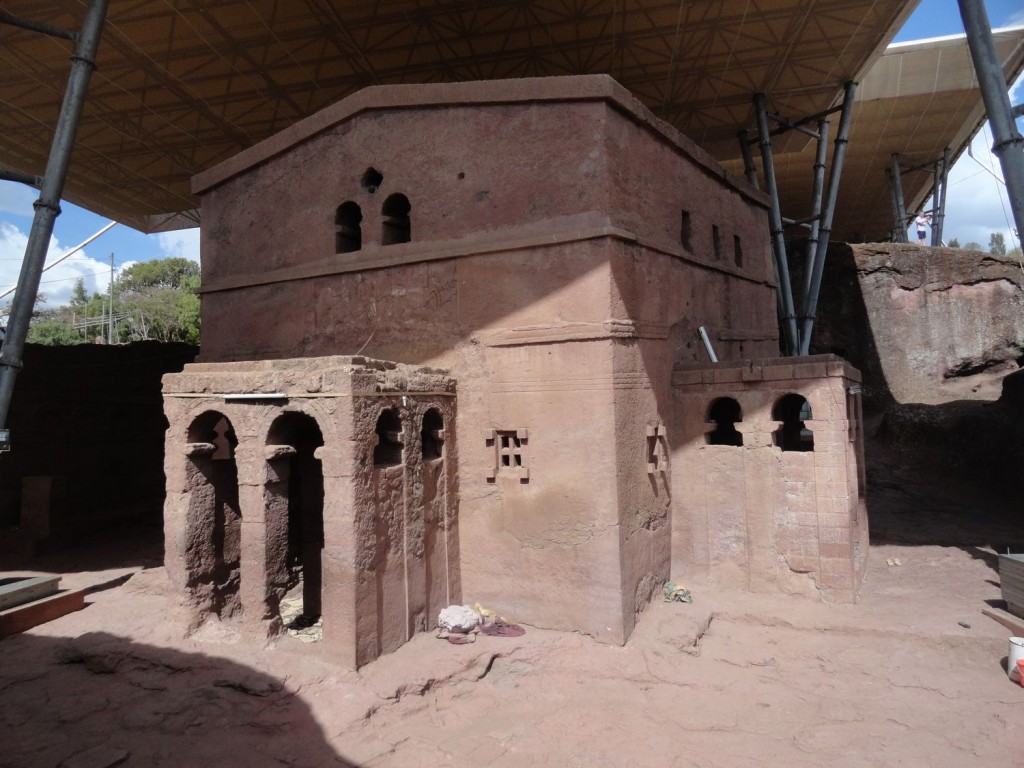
<box><xmin>0</xmin><ymin>0</ymin><xmax>916</xmax><ymax>232</ymax></box>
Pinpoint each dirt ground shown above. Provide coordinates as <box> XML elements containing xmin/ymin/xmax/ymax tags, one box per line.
<box><xmin>3</xmin><ymin>441</ymin><xmax>1023</xmax><ymax>768</ymax></box>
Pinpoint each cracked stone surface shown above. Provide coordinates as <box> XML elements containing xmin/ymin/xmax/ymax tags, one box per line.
<box><xmin>812</xmin><ymin>243</ymin><xmax>1024</xmax><ymax>408</ymax></box>
<box><xmin>2</xmin><ymin>446</ymin><xmax>1021</xmax><ymax>767</ymax></box>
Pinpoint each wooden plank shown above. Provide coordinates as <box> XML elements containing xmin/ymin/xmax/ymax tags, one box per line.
<box><xmin>0</xmin><ymin>575</ymin><xmax>60</xmax><ymax>610</ymax></box>
<box><xmin>981</xmin><ymin>606</ymin><xmax>1024</xmax><ymax>636</ymax></box>
<box><xmin>0</xmin><ymin>589</ymin><xmax>85</xmax><ymax>638</ymax></box>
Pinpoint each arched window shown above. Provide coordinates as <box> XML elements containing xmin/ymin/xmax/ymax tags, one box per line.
<box><xmin>706</xmin><ymin>397</ymin><xmax>743</xmax><ymax>446</ymax></box>
<box><xmin>335</xmin><ymin>201</ymin><xmax>362</xmax><ymax>253</ymax></box>
<box><xmin>421</xmin><ymin>408</ymin><xmax>444</xmax><ymax>461</ymax></box>
<box><xmin>381</xmin><ymin>193</ymin><xmax>411</xmax><ymax>245</ymax></box>
<box><xmin>374</xmin><ymin>408</ymin><xmax>403</xmax><ymax>466</ymax></box>
<box><xmin>772</xmin><ymin>394</ymin><xmax>814</xmax><ymax>452</ymax></box>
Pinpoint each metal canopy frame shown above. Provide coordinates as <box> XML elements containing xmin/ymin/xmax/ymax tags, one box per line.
<box><xmin>887</xmin><ymin>148</ymin><xmax>951</xmax><ymax>245</ymax></box>
<box><xmin>0</xmin><ymin>0</ymin><xmax>109</xmax><ymax>430</ymax></box>
<box><xmin>740</xmin><ymin>82</ymin><xmax>857</xmax><ymax>356</ymax></box>
<box><xmin>0</xmin><ymin>0</ymin><xmax>916</xmax><ymax>233</ymax></box>
<box><xmin>958</xmin><ymin>0</ymin><xmax>1024</xmax><ymax>244</ymax></box>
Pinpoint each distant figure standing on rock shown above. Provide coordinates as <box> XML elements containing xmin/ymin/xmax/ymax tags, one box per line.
<box><xmin>915</xmin><ymin>212</ymin><xmax>931</xmax><ymax>245</ymax></box>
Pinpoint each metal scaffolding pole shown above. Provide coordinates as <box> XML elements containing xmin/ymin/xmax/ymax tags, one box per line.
<box><xmin>801</xmin><ymin>119</ymin><xmax>829</xmax><ymax>316</ymax></box>
<box><xmin>890</xmin><ymin>153</ymin><xmax>909</xmax><ymax>243</ymax></box>
<box><xmin>936</xmin><ymin>146</ymin><xmax>951</xmax><ymax>245</ymax></box>
<box><xmin>737</xmin><ymin>129</ymin><xmax>760</xmax><ymax>190</ymax></box>
<box><xmin>753</xmin><ymin>93</ymin><xmax>800</xmax><ymax>355</ymax></box>
<box><xmin>958</xmin><ymin>0</ymin><xmax>1024</xmax><ymax>241</ymax></box>
<box><xmin>886</xmin><ymin>169</ymin><xmax>902</xmax><ymax>242</ymax></box>
<box><xmin>799</xmin><ymin>81</ymin><xmax>857</xmax><ymax>356</ymax></box>
<box><xmin>0</xmin><ymin>0</ymin><xmax>109</xmax><ymax>430</ymax></box>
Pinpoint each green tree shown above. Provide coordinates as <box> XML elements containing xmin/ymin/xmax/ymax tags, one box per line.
<box><xmin>27</xmin><ymin>319</ymin><xmax>81</xmax><ymax>346</ymax></box>
<box><xmin>989</xmin><ymin>232</ymin><xmax>1006</xmax><ymax>256</ymax></box>
<box><xmin>948</xmin><ymin>237</ymin><xmax>960</xmax><ymax>249</ymax></box>
<box><xmin>70</xmin><ymin>277</ymin><xmax>89</xmax><ymax>307</ymax></box>
<box><xmin>13</xmin><ymin>257</ymin><xmax>201</xmax><ymax>346</ymax></box>
<box><xmin>117</xmin><ymin>257</ymin><xmax>199</xmax><ymax>293</ymax></box>
<box><xmin>963</xmin><ymin>241</ymin><xmax>981</xmax><ymax>252</ymax></box>
<box><xmin>115</xmin><ymin>258</ymin><xmax>200</xmax><ymax>343</ymax></box>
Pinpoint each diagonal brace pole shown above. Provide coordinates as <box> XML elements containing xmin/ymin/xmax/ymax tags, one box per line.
<box><xmin>799</xmin><ymin>81</ymin><xmax>857</xmax><ymax>356</ymax></box>
<box><xmin>958</xmin><ymin>0</ymin><xmax>1024</xmax><ymax>243</ymax></box>
<box><xmin>753</xmin><ymin>93</ymin><xmax>800</xmax><ymax>355</ymax></box>
<box><xmin>0</xmin><ymin>0</ymin><xmax>109</xmax><ymax>430</ymax></box>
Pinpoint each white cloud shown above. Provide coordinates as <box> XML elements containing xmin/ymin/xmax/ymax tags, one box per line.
<box><xmin>0</xmin><ymin>183</ymin><xmax>36</xmax><ymax>216</ymax></box>
<box><xmin>920</xmin><ymin>73</ymin><xmax>1023</xmax><ymax>250</ymax></box>
<box><xmin>0</xmin><ymin>222</ymin><xmax>123</xmax><ymax>311</ymax></box>
<box><xmin>155</xmin><ymin>228</ymin><xmax>200</xmax><ymax>264</ymax></box>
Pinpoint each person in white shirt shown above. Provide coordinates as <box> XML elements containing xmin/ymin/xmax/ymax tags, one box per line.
<box><xmin>915</xmin><ymin>212</ymin><xmax>931</xmax><ymax>245</ymax></box>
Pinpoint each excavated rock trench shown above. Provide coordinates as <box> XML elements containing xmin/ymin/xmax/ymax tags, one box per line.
<box><xmin>2</xmin><ymin>439</ymin><xmax>1021</xmax><ymax>767</ymax></box>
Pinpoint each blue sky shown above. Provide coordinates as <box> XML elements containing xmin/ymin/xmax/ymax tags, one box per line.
<box><xmin>1</xmin><ymin>0</ymin><xmax>1023</xmax><ymax>307</ymax></box>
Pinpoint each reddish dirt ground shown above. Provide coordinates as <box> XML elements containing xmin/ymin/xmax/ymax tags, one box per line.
<box><xmin>2</xmin><ymin>443</ymin><xmax>1022</xmax><ymax>768</ymax></box>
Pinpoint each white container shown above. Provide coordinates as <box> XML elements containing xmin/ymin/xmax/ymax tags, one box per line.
<box><xmin>1009</xmin><ymin>637</ymin><xmax>1024</xmax><ymax>682</ymax></box>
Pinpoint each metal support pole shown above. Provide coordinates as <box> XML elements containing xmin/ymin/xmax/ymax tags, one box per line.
<box><xmin>737</xmin><ymin>130</ymin><xmax>760</xmax><ymax>190</ymax></box>
<box><xmin>799</xmin><ymin>81</ymin><xmax>857</xmax><ymax>356</ymax></box>
<box><xmin>0</xmin><ymin>169</ymin><xmax>42</xmax><ymax>188</ymax></box>
<box><xmin>886</xmin><ymin>169</ymin><xmax>902</xmax><ymax>242</ymax></box>
<box><xmin>801</xmin><ymin>119</ymin><xmax>829</xmax><ymax>315</ymax></box>
<box><xmin>935</xmin><ymin>146</ymin><xmax>951</xmax><ymax>245</ymax></box>
<box><xmin>753</xmin><ymin>93</ymin><xmax>800</xmax><ymax>355</ymax></box>
<box><xmin>0</xmin><ymin>0</ymin><xmax>109</xmax><ymax>430</ymax></box>
<box><xmin>958</xmin><ymin>0</ymin><xmax>1024</xmax><ymax>242</ymax></box>
<box><xmin>107</xmin><ymin>253</ymin><xmax>114</xmax><ymax>343</ymax></box>
<box><xmin>890</xmin><ymin>153</ymin><xmax>909</xmax><ymax>243</ymax></box>
<box><xmin>0</xmin><ymin>11</ymin><xmax>78</xmax><ymax>41</ymax></box>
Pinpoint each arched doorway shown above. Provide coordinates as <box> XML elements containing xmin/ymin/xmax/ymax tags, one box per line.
<box><xmin>265</xmin><ymin>412</ymin><xmax>325</xmax><ymax>636</ymax></box>
<box><xmin>185</xmin><ymin>411</ymin><xmax>241</xmax><ymax>620</ymax></box>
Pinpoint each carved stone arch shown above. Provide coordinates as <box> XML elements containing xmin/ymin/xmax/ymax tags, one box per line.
<box><xmin>177</xmin><ymin>408</ymin><xmax>242</xmax><ymax>626</ymax></box>
<box><xmin>263</xmin><ymin>409</ymin><xmax>326</xmax><ymax>636</ymax></box>
<box><xmin>772</xmin><ymin>393</ymin><xmax>814</xmax><ymax>452</ymax></box>
<box><xmin>706</xmin><ymin>396</ymin><xmax>743</xmax><ymax>446</ymax></box>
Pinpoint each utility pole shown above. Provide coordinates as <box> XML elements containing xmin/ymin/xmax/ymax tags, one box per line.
<box><xmin>108</xmin><ymin>252</ymin><xmax>114</xmax><ymax>343</ymax></box>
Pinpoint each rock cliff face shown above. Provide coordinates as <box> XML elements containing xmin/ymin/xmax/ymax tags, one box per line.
<box><xmin>812</xmin><ymin>243</ymin><xmax>1024</xmax><ymax>410</ymax></box>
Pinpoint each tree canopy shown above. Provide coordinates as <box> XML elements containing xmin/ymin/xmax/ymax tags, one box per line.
<box><xmin>15</xmin><ymin>258</ymin><xmax>201</xmax><ymax>346</ymax></box>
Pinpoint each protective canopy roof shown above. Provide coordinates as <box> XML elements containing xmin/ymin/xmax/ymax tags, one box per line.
<box><xmin>756</xmin><ymin>26</ymin><xmax>1024</xmax><ymax>243</ymax></box>
<box><xmin>0</xmin><ymin>0</ymin><xmax>916</xmax><ymax>232</ymax></box>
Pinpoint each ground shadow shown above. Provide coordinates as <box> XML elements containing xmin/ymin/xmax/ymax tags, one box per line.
<box><xmin>0</xmin><ymin>631</ymin><xmax>356</xmax><ymax>768</ymax></box>
<box><xmin>3</xmin><ymin>515</ymin><xmax>164</xmax><ymax>575</ymax></box>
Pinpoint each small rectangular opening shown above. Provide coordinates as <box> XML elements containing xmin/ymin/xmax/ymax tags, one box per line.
<box><xmin>680</xmin><ymin>211</ymin><xmax>692</xmax><ymax>251</ymax></box>
<box><xmin>712</xmin><ymin>225</ymin><xmax>722</xmax><ymax>260</ymax></box>
<box><xmin>733</xmin><ymin>235</ymin><xmax>743</xmax><ymax>267</ymax></box>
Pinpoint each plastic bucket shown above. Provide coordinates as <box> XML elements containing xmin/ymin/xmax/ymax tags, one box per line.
<box><xmin>1009</xmin><ymin>637</ymin><xmax>1024</xmax><ymax>682</ymax></box>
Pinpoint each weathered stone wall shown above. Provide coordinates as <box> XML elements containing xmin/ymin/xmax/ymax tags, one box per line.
<box><xmin>0</xmin><ymin>342</ymin><xmax>196</xmax><ymax>544</ymax></box>
<box><xmin>811</xmin><ymin>243</ymin><xmax>1024</xmax><ymax>410</ymax></box>
<box><xmin>162</xmin><ymin>357</ymin><xmax>456</xmax><ymax>668</ymax></box>
<box><xmin>671</xmin><ymin>356</ymin><xmax>868</xmax><ymax>603</ymax></box>
<box><xmin>190</xmin><ymin>76</ymin><xmax>780</xmax><ymax>645</ymax></box>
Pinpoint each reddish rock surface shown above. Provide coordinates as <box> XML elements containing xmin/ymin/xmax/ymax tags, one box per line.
<box><xmin>2</xmin><ymin>436</ymin><xmax>1019</xmax><ymax>767</ymax></box>
<box><xmin>812</xmin><ymin>244</ymin><xmax>1024</xmax><ymax>409</ymax></box>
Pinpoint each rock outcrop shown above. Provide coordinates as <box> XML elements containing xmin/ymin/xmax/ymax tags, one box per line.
<box><xmin>812</xmin><ymin>243</ymin><xmax>1024</xmax><ymax>410</ymax></box>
